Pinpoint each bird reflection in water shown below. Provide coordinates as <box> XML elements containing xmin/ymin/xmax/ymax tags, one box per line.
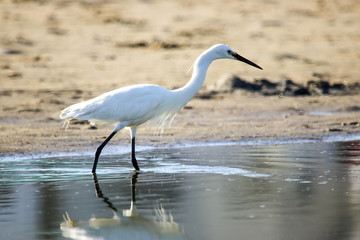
<box><xmin>60</xmin><ymin>173</ymin><xmax>188</xmax><ymax>240</ymax></box>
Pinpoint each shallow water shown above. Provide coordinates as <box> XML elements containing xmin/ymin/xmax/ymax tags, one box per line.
<box><xmin>1</xmin><ymin>140</ymin><xmax>360</xmax><ymax>240</ymax></box>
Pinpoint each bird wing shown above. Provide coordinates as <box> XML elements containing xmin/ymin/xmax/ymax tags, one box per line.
<box><xmin>60</xmin><ymin>84</ymin><xmax>168</xmax><ymax>126</ymax></box>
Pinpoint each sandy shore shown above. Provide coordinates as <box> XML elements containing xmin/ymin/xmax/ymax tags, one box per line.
<box><xmin>1</xmin><ymin>0</ymin><xmax>359</xmax><ymax>156</ymax></box>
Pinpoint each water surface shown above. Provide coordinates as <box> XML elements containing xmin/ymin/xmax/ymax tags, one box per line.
<box><xmin>1</xmin><ymin>140</ymin><xmax>360</xmax><ymax>240</ymax></box>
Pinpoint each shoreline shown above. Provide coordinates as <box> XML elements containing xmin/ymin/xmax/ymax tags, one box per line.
<box><xmin>1</xmin><ymin>133</ymin><xmax>360</xmax><ymax>162</ymax></box>
<box><xmin>2</xmin><ymin>129</ymin><xmax>360</xmax><ymax>160</ymax></box>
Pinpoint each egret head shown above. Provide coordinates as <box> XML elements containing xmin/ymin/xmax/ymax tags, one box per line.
<box><xmin>210</xmin><ymin>44</ymin><xmax>263</xmax><ymax>70</ymax></box>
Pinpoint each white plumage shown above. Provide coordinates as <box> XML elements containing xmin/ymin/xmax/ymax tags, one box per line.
<box><xmin>61</xmin><ymin>84</ymin><xmax>178</xmax><ymax>128</ymax></box>
<box><xmin>60</xmin><ymin>44</ymin><xmax>262</xmax><ymax>172</ymax></box>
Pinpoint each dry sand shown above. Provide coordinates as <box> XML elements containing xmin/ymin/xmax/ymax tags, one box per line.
<box><xmin>0</xmin><ymin>0</ymin><xmax>359</xmax><ymax>156</ymax></box>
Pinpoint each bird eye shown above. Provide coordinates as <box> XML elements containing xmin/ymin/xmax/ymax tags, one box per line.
<box><xmin>227</xmin><ymin>50</ymin><xmax>233</xmax><ymax>56</ymax></box>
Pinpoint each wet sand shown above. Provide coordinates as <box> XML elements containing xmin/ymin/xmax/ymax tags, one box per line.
<box><xmin>1</xmin><ymin>0</ymin><xmax>359</xmax><ymax>155</ymax></box>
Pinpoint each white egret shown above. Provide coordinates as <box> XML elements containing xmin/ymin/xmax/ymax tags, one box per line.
<box><xmin>59</xmin><ymin>44</ymin><xmax>262</xmax><ymax>172</ymax></box>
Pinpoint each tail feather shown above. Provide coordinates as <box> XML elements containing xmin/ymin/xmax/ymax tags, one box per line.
<box><xmin>59</xmin><ymin>106</ymin><xmax>77</xmax><ymax>120</ymax></box>
<box><xmin>60</xmin><ymin>104</ymin><xmax>84</xmax><ymax>130</ymax></box>
<box><xmin>59</xmin><ymin>101</ymin><xmax>91</xmax><ymax>120</ymax></box>
<box><xmin>60</xmin><ymin>103</ymin><xmax>91</xmax><ymax>130</ymax></box>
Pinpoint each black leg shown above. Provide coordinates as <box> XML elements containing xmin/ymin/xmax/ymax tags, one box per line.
<box><xmin>92</xmin><ymin>131</ymin><xmax>117</xmax><ymax>173</ymax></box>
<box><xmin>131</xmin><ymin>172</ymin><xmax>139</xmax><ymax>202</ymax></box>
<box><xmin>131</xmin><ymin>137</ymin><xmax>140</xmax><ymax>171</ymax></box>
<box><xmin>92</xmin><ymin>173</ymin><xmax>118</xmax><ymax>211</ymax></box>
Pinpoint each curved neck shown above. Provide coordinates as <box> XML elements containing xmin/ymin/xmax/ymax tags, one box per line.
<box><xmin>174</xmin><ymin>51</ymin><xmax>214</xmax><ymax>102</ymax></box>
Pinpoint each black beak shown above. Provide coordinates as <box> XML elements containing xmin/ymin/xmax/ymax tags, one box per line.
<box><xmin>233</xmin><ymin>53</ymin><xmax>263</xmax><ymax>70</ymax></box>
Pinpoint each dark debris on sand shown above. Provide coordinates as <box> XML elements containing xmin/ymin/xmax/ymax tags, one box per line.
<box><xmin>203</xmin><ymin>73</ymin><xmax>360</xmax><ymax>98</ymax></box>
